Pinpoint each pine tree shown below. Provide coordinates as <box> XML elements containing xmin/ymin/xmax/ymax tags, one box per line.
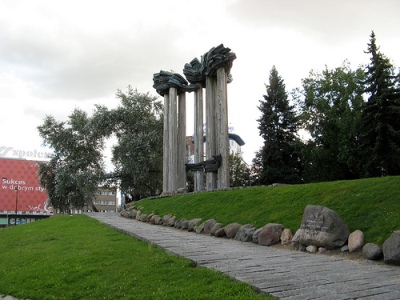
<box><xmin>359</xmin><ymin>31</ymin><xmax>400</xmax><ymax>176</ymax></box>
<box><xmin>257</xmin><ymin>66</ymin><xmax>303</xmax><ymax>184</ymax></box>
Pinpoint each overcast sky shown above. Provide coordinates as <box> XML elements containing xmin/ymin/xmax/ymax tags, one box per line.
<box><xmin>1</xmin><ymin>0</ymin><xmax>400</xmax><ymax>167</ymax></box>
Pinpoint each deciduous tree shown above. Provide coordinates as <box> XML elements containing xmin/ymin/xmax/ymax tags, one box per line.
<box><xmin>298</xmin><ymin>62</ymin><xmax>365</xmax><ymax>181</ymax></box>
<box><xmin>37</xmin><ymin>110</ymin><xmax>105</xmax><ymax>212</ymax></box>
<box><xmin>93</xmin><ymin>87</ymin><xmax>163</xmax><ymax>200</ymax></box>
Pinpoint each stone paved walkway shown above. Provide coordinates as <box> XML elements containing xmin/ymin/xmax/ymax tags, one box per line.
<box><xmin>86</xmin><ymin>212</ymin><xmax>400</xmax><ymax>300</ymax></box>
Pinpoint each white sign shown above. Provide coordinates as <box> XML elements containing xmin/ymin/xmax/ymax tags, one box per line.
<box><xmin>0</xmin><ymin>146</ymin><xmax>52</xmax><ymax>160</ymax></box>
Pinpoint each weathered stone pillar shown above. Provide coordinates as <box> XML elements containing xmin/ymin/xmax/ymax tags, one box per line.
<box><xmin>216</xmin><ymin>67</ymin><xmax>229</xmax><ymax>189</ymax></box>
<box><xmin>177</xmin><ymin>92</ymin><xmax>186</xmax><ymax>190</ymax></box>
<box><xmin>168</xmin><ymin>87</ymin><xmax>178</xmax><ymax>192</ymax></box>
<box><xmin>205</xmin><ymin>76</ymin><xmax>217</xmax><ymax>191</ymax></box>
<box><xmin>153</xmin><ymin>70</ymin><xmax>198</xmax><ymax>194</ymax></box>
<box><xmin>162</xmin><ymin>93</ymin><xmax>170</xmax><ymax>193</ymax></box>
<box><xmin>193</xmin><ymin>88</ymin><xmax>204</xmax><ymax>191</ymax></box>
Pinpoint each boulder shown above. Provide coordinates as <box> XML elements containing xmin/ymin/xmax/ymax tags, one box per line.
<box><xmin>180</xmin><ymin>219</ymin><xmax>189</xmax><ymax>230</ymax></box>
<box><xmin>145</xmin><ymin>213</ymin><xmax>153</xmax><ymax>222</ymax></box>
<box><xmin>188</xmin><ymin>218</ymin><xmax>202</xmax><ymax>232</ymax></box>
<box><xmin>215</xmin><ymin>227</ymin><xmax>226</xmax><ymax>238</ymax></box>
<box><xmin>224</xmin><ymin>223</ymin><xmax>242</xmax><ymax>238</ymax></box>
<box><xmin>127</xmin><ymin>209</ymin><xmax>138</xmax><ymax>219</ymax></box>
<box><xmin>161</xmin><ymin>214</ymin><xmax>173</xmax><ymax>225</ymax></box>
<box><xmin>120</xmin><ymin>210</ymin><xmax>128</xmax><ymax>218</ymax></box>
<box><xmin>166</xmin><ymin>216</ymin><xmax>176</xmax><ymax>227</ymax></box>
<box><xmin>136</xmin><ymin>210</ymin><xmax>142</xmax><ymax>220</ymax></box>
<box><xmin>258</xmin><ymin>223</ymin><xmax>284</xmax><ymax>246</ymax></box>
<box><xmin>348</xmin><ymin>230</ymin><xmax>365</xmax><ymax>252</ymax></box>
<box><xmin>291</xmin><ymin>229</ymin><xmax>301</xmax><ymax>250</ymax></box>
<box><xmin>138</xmin><ymin>213</ymin><xmax>147</xmax><ymax>222</ymax></box>
<box><xmin>252</xmin><ymin>228</ymin><xmax>263</xmax><ymax>244</ymax></box>
<box><xmin>174</xmin><ymin>218</ymin><xmax>188</xmax><ymax>229</ymax></box>
<box><xmin>203</xmin><ymin>219</ymin><xmax>217</xmax><ymax>234</ymax></box>
<box><xmin>235</xmin><ymin>224</ymin><xmax>256</xmax><ymax>242</ymax></box>
<box><xmin>210</xmin><ymin>223</ymin><xmax>224</xmax><ymax>236</ymax></box>
<box><xmin>195</xmin><ymin>222</ymin><xmax>205</xmax><ymax>234</ymax></box>
<box><xmin>363</xmin><ymin>243</ymin><xmax>383</xmax><ymax>260</ymax></box>
<box><xmin>298</xmin><ymin>205</ymin><xmax>349</xmax><ymax>249</ymax></box>
<box><xmin>306</xmin><ymin>245</ymin><xmax>318</xmax><ymax>253</ymax></box>
<box><xmin>318</xmin><ymin>247</ymin><xmax>327</xmax><ymax>253</ymax></box>
<box><xmin>280</xmin><ymin>228</ymin><xmax>293</xmax><ymax>246</ymax></box>
<box><xmin>149</xmin><ymin>214</ymin><xmax>161</xmax><ymax>225</ymax></box>
<box><xmin>383</xmin><ymin>230</ymin><xmax>400</xmax><ymax>265</ymax></box>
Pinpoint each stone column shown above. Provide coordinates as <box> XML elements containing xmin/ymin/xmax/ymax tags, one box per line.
<box><xmin>162</xmin><ymin>93</ymin><xmax>170</xmax><ymax>193</ymax></box>
<box><xmin>205</xmin><ymin>76</ymin><xmax>217</xmax><ymax>191</ymax></box>
<box><xmin>177</xmin><ymin>92</ymin><xmax>186</xmax><ymax>190</ymax></box>
<box><xmin>216</xmin><ymin>67</ymin><xmax>229</xmax><ymax>189</ymax></box>
<box><xmin>168</xmin><ymin>87</ymin><xmax>178</xmax><ymax>192</ymax></box>
<box><xmin>194</xmin><ymin>88</ymin><xmax>204</xmax><ymax>191</ymax></box>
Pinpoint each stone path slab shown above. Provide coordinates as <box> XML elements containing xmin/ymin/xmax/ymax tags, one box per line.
<box><xmin>85</xmin><ymin>212</ymin><xmax>400</xmax><ymax>300</ymax></box>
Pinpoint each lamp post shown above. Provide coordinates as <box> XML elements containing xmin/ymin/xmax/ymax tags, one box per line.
<box><xmin>2</xmin><ymin>177</ymin><xmax>9</xmax><ymax>226</ymax></box>
<box><xmin>14</xmin><ymin>186</ymin><xmax>19</xmax><ymax>225</ymax></box>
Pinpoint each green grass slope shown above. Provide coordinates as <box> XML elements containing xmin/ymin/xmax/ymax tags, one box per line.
<box><xmin>136</xmin><ymin>176</ymin><xmax>400</xmax><ymax>245</ymax></box>
<box><xmin>0</xmin><ymin>215</ymin><xmax>270</xmax><ymax>300</ymax></box>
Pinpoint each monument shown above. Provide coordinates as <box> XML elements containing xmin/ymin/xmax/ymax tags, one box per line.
<box><xmin>153</xmin><ymin>44</ymin><xmax>236</xmax><ymax>193</ymax></box>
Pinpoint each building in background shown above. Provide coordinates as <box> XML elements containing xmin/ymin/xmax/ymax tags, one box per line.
<box><xmin>186</xmin><ymin>125</ymin><xmax>245</xmax><ymax>164</ymax></box>
<box><xmin>92</xmin><ymin>187</ymin><xmax>117</xmax><ymax>213</ymax></box>
<box><xmin>0</xmin><ymin>158</ymin><xmax>52</xmax><ymax>227</ymax></box>
<box><xmin>0</xmin><ymin>157</ymin><xmax>117</xmax><ymax>227</ymax></box>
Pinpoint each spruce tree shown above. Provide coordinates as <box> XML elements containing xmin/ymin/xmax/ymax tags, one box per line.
<box><xmin>359</xmin><ymin>32</ymin><xmax>400</xmax><ymax>176</ymax></box>
<box><xmin>257</xmin><ymin>66</ymin><xmax>302</xmax><ymax>184</ymax></box>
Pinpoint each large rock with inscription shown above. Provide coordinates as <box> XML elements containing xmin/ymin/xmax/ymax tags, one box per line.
<box><xmin>298</xmin><ymin>205</ymin><xmax>349</xmax><ymax>250</ymax></box>
<box><xmin>383</xmin><ymin>230</ymin><xmax>400</xmax><ymax>265</ymax></box>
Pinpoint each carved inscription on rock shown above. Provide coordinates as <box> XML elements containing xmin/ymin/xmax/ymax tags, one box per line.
<box><xmin>298</xmin><ymin>205</ymin><xmax>349</xmax><ymax>250</ymax></box>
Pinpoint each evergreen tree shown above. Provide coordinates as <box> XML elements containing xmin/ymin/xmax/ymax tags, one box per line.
<box><xmin>359</xmin><ymin>32</ymin><xmax>400</xmax><ymax>176</ymax></box>
<box><xmin>257</xmin><ymin>66</ymin><xmax>303</xmax><ymax>184</ymax></box>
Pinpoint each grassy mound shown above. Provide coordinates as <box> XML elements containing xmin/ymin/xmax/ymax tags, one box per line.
<box><xmin>135</xmin><ymin>176</ymin><xmax>400</xmax><ymax>245</ymax></box>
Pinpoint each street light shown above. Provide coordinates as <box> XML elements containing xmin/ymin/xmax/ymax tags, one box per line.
<box><xmin>2</xmin><ymin>177</ymin><xmax>9</xmax><ymax>226</ymax></box>
<box><xmin>14</xmin><ymin>186</ymin><xmax>19</xmax><ymax>225</ymax></box>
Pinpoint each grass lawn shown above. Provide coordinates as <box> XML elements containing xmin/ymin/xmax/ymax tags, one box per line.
<box><xmin>0</xmin><ymin>215</ymin><xmax>272</xmax><ymax>300</ymax></box>
<box><xmin>135</xmin><ymin>176</ymin><xmax>400</xmax><ymax>245</ymax></box>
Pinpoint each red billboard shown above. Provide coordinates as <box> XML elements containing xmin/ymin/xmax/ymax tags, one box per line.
<box><xmin>0</xmin><ymin>158</ymin><xmax>51</xmax><ymax>213</ymax></box>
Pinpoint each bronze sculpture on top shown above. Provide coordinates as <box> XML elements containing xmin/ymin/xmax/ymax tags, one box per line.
<box><xmin>153</xmin><ymin>44</ymin><xmax>236</xmax><ymax>194</ymax></box>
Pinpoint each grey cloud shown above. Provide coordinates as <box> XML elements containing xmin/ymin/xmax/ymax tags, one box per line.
<box><xmin>227</xmin><ymin>0</ymin><xmax>400</xmax><ymax>43</ymax></box>
<box><xmin>0</xmin><ymin>12</ymin><xmax>186</xmax><ymax>101</ymax></box>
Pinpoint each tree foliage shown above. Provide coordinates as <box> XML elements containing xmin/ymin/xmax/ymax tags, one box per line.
<box><xmin>256</xmin><ymin>66</ymin><xmax>303</xmax><ymax>185</ymax></box>
<box><xmin>92</xmin><ymin>87</ymin><xmax>164</xmax><ymax>200</ymax></box>
<box><xmin>253</xmin><ymin>32</ymin><xmax>400</xmax><ymax>184</ymax></box>
<box><xmin>37</xmin><ymin>110</ymin><xmax>105</xmax><ymax>212</ymax></box>
<box><xmin>358</xmin><ymin>31</ymin><xmax>400</xmax><ymax>177</ymax></box>
<box><xmin>298</xmin><ymin>62</ymin><xmax>365</xmax><ymax>181</ymax></box>
<box><xmin>229</xmin><ymin>153</ymin><xmax>250</xmax><ymax>187</ymax></box>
